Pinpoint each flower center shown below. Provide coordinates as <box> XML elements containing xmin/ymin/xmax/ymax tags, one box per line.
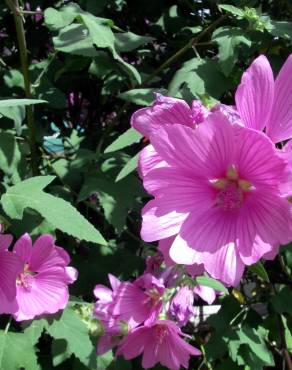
<box><xmin>144</xmin><ymin>288</ymin><xmax>162</xmax><ymax>307</ymax></box>
<box><xmin>216</xmin><ymin>181</ymin><xmax>243</xmax><ymax>211</ymax></box>
<box><xmin>154</xmin><ymin>324</ymin><xmax>168</xmax><ymax>344</ymax></box>
<box><xmin>16</xmin><ymin>264</ymin><xmax>36</xmax><ymax>290</ymax></box>
<box><xmin>211</xmin><ymin>166</ymin><xmax>253</xmax><ymax>211</ymax></box>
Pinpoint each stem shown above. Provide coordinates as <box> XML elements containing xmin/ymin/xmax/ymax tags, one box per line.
<box><xmin>6</xmin><ymin>0</ymin><xmax>39</xmax><ymax>176</ymax></box>
<box><xmin>4</xmin><ymin>317</ymin><xmax>12</xmax><ymax>334</ymax></box>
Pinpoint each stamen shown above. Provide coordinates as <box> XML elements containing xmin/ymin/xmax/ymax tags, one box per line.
<box><xmin>226</xmin><ymin>165</ymin><xmax>238</xmax><ymax>180</ymax></box>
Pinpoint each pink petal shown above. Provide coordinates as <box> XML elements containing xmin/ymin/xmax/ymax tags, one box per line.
<box><xmin>131</xmin><ymin>94</ymin><xmax>193</xmax><ymax>137</ymax></box>
<box><xmin>158</xmin><ymin>237</ymin><xmax>176</xmax><ymax>267</ymax></box>
<box><xmin>138</xmin><ymin>144</ymin><xmax>167</xmax><ymax>184</ymax></box>
<box><xmin>0</xmin><ymin>234</ymin><xmax>13</xmax><ymax>251</ymax></box>
<box><xmin>141</xmin><ymin>198</ymin><xmax>190</xmax><ymax>242</ymax></box>
<box><xmin>194</xmin><ymin>285</ymin><xmax>216</xmax><ymax>305</ymax></box>
<box><xmin>169</xmin><ymin>235</ymin><xmax>197</xmax><ymax>265</ymax></box>
<box><xmin>176</xmin><ymin>208</ymin><xmax>237</xmax><ymax>254</ymax></box>
<box><xmin>64</xmin><ymin>266</ymin><xmax>78</xmax><ymax>284</ymax></box>
<box><xmin>266</xmin><ymin>54</ymin><xmax>292</xmax><ymax>142</ymax></box>
<box><xmin>93</xmin><ymin>284</ymin><xmax>113</xmax><ymax>301</ymax></box>
<box><xmin>235</xmin><ymin>126</ymin><xmax>288</xmax><ymax>187</ymax></box>
<box><xmin>117</xmin><ymin>327</ymin><xmax>148</xmax><ymax>359</ymax></box>
<box><xmin>13</xmin><ymin>233</ymin><xmax>33</xmax><ymax>263</ymax></box>
<box><xmin>150</xmin><ymin>113</ymin><xmax>235</xmax><ymax>179</ymax></box>
<box><xmin>29</xmin><ymin>234</ymin><xmax>54</xmax><ymax>271</ymax></box>
<box><xmin>108</xmin><ymin>274</ymin><xmax>120</xmax><ymax>291</ymax></box>
<box><xmin>141</xmin><ymin>338</ymin><xmax>158</xmax><ymax>369</ymax></box>
<box><xmin>0</xmin><ymin>287</ymin><xmax>18</xmax><ymax>314</ymax></box>
<box><xmin>235</xmin><ymin>55</ymin><xmax>274</xmax><ymax>131</ymax></box>
<box><xmin>203</xmin><ymin>243</ymin><xmax>245</xmax><ymax>286</ymax></box>
<box><xmin>0</xmin><ymin>250</ymin><xmax>22</xmax><ymax>300</ymax></box>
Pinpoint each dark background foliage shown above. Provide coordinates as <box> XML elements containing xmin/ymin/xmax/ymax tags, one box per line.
<box><xmin>0</xmin><ymin>0</ymin><xmax>292</xmax><ymax>369</ymax></box>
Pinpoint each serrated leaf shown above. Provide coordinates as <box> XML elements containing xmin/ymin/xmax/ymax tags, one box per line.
<box><xmin>1</xmin><ymin>176</ymin><xmax>107</xmax><ymax>245</ymax></box>
<box><xmin>115</xmin><ymin>152</ymin><xmax>139</xmax><ymax>182</ymax></box>
<box><xmin>46</xmin><ymin>308</ymin><xmax>94</xmax><ymax>367</ymax></box>
<box><xmin>22</xmin><ymin>318</ymin><xmax>48</xmax><ymax>345</ymax></box>
<box><xmin>195</xmin><ymin>275</ymin><xmax>228</xmax><ymax>294</ymax></box>
<box><xmin>249</xmin><ymin>261</ymin><xmax>270</xmax><ymax>282</ymax></box>
<box><xmin>0</xmin><ymin>99</ymin><xmax>47</xmax><ymax>107</ymax></box>
<box><xmin>0</xmin><ymin>330</ymin><xmax>40</xmax><ymax>370</ymax></box>
<box><xmin>104</xmin><ymin>128</ymin><xmax>142</xmax><ymax>153</ymax></box>
<box><xmin>212</xmin><ymin>27</ymin><xmax>251</xmax><ymax>76</ymax></box>
<box><xmin>114</xmin><ymin>32</ymin><xmax>154</xmax><ymax>52</ymax></box>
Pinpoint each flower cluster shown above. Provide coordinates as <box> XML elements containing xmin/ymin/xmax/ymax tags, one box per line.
<box><xmin>93</xmin><ymin>255</ymin><xmax>211</xmax><ymax>369</ymax></box>
<box><xmin>132</xmin><ymin>54</ymin><xmax>292</xmax><ymax>287</ymax></box>
<box><xmin>0</xmin><ymin>233</ymin><xmax>77</xmax><ymax>321</ymax></box>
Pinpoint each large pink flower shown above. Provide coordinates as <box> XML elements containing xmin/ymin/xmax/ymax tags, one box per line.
<box><xmin>140</xmin><ymin>112</ymin><xmax>292</xmax><ymax>286</ymax></box>
<box><xmin>0</xmin><ymin>234</ymin><xmax>23</xmax><ymax>314</ymax></box>
<box><xmin>235</xmin><ymin>54</ymin><xmax>292</xmax><ymax>143</ymax></box>
<box><xmin>117</xmin><ymin>320</ymin><xmax>201</xmax><ymax>370</ymax></box>
<box><xmin>10</xmin><ymin>233</ymin><xmax>77</xmax><ymax>321</ymax></box>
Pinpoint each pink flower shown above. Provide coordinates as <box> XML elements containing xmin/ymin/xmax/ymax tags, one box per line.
<box><xmin>169</xmin><ymin>286</ymin><xmax>195</xmax><ymax>326</ymax></box>
<box><xmin>93</xmin><ymin>274</ymin><xmax>123</xmax><ymax>355</ymax></box>
<box><xmin>235</xmin><ymin>54</ymin><xmax>292</xmax><ymax>143</ymax></box>
<box><xmin>140</xmin><ymin>112</ymin><xmax>292</xmax><ymax>286</ymax></box>
<box><xmin>111</xmin><ymin>273</ymin><xmax>164</xmax><ymax>327</ymax></box>
<box><xmin>117</xmin><ymin>320</ymin><xmax>201</xmax><ymax>370</ymax></box>
<box><xmin>10</xmin><ymin>233</ymin><xmax>77</xmax><ymax>321</ymax></box>
<box><xmin>0</xmin><ymin>234</ymin><xmax>23</xmax><ymax>314</ymax></box>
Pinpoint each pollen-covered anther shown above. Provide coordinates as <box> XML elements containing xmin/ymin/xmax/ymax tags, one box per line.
<box><xmin>226</xmin><ymin>165</ymin><xmax>238</xmax><ymax>180</ymax></box>
<box><xmin>209</xmin><ymin>178</ymin><xmax>228</xmax><ymax>189</ymax></box>
<box><xmin>238</xmin><ymin>179</ymin><xmax>253</xmax><ymax>191</ymax></box>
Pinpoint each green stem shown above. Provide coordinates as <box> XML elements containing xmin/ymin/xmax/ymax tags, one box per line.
<box><xmin>4</xmin><ymin>317</ymin><xmax>12</xmax><ymax>334</ymax></box>
<box><xmin>6</xmin><ymin>0</ymin><xmax>39</xmax><ymax>176</ymax></box>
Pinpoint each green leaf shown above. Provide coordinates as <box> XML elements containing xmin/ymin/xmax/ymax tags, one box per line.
<box><xmin>52</xmin><ymin>338</ymin><xmax>73</xmax><ymax>366</ymax></box>
<box><xmin>22</xmin><ymin>318</ymin><xmax>48</xmax><ymax>345</ymax></box>
<box><xmin>104</xmin><ymin>128</ymin><xmax>142</xmax><ymax>153</ymax></box>
<box><xmin>81</xmin><ymin>14</ymin><xmax>141</xmax><ymax>84</ymax></box>
<box><xmin>0</xmin><ymin>330</ymin><xmax>40</xmax><ymax>370</ymax></box>
<box><xmin>116</xmin><ymin>152</ymin><xmax>139</xmax><ymax>182</ymax></box>
<box><xmin>53</xmin><ymin>24</ymin><xmax>100</xmax><ymax>57</ymax></box>
<box><xmin>212</xmin><ymin>27</ymin><xmax>251</xmax><ymax>76</ymax></box>
<box><xmin>168</xmin><ymin>58</ymin><xmax>232</xmax><ymax>99</ymax></box>
<box><xmin>218</xmin><ymin>4</ymin><xmax>244</xmax><ymax>17</ymax></box>
<box><xmin>44</xmin><ymin>6</ymin><xmax>77</xmax><ymax>30</ymax></box>
<box><xmin>0</xmin><ymin>99</ymin><xmax>47</xmax><ymax>107</ymax></box>
<box><xmin>119</xmin><ymin>88</ymin><xmax>167</xmax><ymax>106</ymax></box>
<box><xmin>79</xmin><ymin>170</ymin><xmax>144</xmax><ymax>233</ymax></box>
<box><xmin>0</xmin><ymin>105</ymin><xmax>25</xmax><ymax>132</ymax></box>
<box><xmin>267</xmin><ymin>20</ymin><xmax>292</xmax><ymax>39</ymax></box>
<box><xmin>249</xmin><ymin>261</ymin><xmax>270</xmax><ymax>282</ymax></box>
<box><xmin>195</xmin><ymin>275</ymin><xmax>228</xmax><ymax>294</ymax></box>
<box><xmin>1</xmin><ymin>176</ymin><xmax>107</xmax><ymax>245</ymax></box>
<box><xmin>114</xmin><ymin>32</ymin><xmax>154</xmax><ymax>52</ymax></box>
<box><xmin>0</xmin><ymin>132</ymin><xmax>23</xmax><ymax>182</ymax></box>
<box><xmin>270</xmin><ymin>287</ymin><xmax>292</xmax><ymax>314</ymax></box>
<box><xmin>46</xmin><ymin>308</ymin><xmax>94</xmax><ymax>367</ymax></box>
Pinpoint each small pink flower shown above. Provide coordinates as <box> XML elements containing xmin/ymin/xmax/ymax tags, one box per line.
<box><xmin>169</xmin><ymin>286</ymin><xmax>195</xmax><ymax>326</ymax></box>
<box><xmin>117</xmin><ymin>320</ymin><xmax>201</xmax><ymax>370</ymax></box>
<box><xmin>10</xmin><ymin>233</ymin><xmax>77</xmax><ymax>321</ymax></box>
<box><xmin>111</xmin><ymin>273</ymin><xmax>164</xmax><ymax>327</ymax></box>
